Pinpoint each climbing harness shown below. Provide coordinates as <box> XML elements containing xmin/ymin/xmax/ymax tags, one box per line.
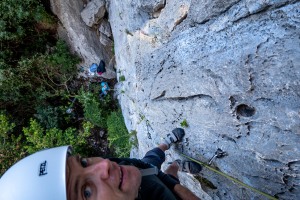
<box><xmin>180</xmin><ymin>153</ymin><xmax>278</xmax><ymax>200</ymax></box>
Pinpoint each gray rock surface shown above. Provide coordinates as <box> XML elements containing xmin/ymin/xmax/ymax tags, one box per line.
<box><xmin>99</xmin><ymin>19</ymin><xmax>112</xmax><ymax>37</ymax></box>
<box><xmin>138</xmin><ymin>0</ymin><xmax>166</xmax><ymax>13</ymax></box>
<box><xmin>99</xmin><ymin>19</ymin><xmax>113</xmax><ymax>46</ymax></box>
<box><xmin>99</xmin><ymin>32</ymin><xmax>114</xmax><ymax>47</ymax></box>
<box><xmin>50</xmin><ymin>0</ymin><xmax>300</xmax><ymax>199</ymax></box>
<box><xmin>81</xmin><ymin>0</ymin><xmax>106</xmax><ymax>27</ymax></box>
<box><xmin>108</xmin><ymin>0</ymin><xmax>300</xmax><ymax>199</ymax></box>
<box><xmin>50</xmin><ymin>0</ymin><xmax>115</xmax><ymax>79</ymax></box>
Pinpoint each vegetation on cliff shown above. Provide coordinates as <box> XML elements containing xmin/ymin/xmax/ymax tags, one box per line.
<box><xmin>0</xmin><ymin>0</ymin><xmax>131</xmax><ymax>176</ymax></box>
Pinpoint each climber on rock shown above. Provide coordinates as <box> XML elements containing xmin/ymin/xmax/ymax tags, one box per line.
<box><xmin>99</xmin><ymin>81</ymin><xmax>110</xmax><ymax>98</ymax></box>
<box><xmin>89</xmin><ymin>60</ymin><xmax>106</xmax><ymax>76</ymax></box>
<box><xmin>0</xmin><ymin>128</ymin><xmax>202</xmax><ymax>200</ymax></box>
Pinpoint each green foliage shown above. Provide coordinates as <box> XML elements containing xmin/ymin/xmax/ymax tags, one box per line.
<box><xmin>22</xmin><ymin>119</ymin><xmax>74</xmax><ymax>154</ymax></box>
<box><xmin>77</xmin><ymin>87</ymin><xmax>117</xmax><ymax>127</ymax></box>
<box><xmin>0</xmin><ymin>0</ymin><xmax>42</xmax><ymax>41</ymax></box>
<box><xmin>22</xmin><ymin>119</ymin><xmax>93</xmax><ymax>155</ymax></box>
<box><xmin>46</xmin><ymin>40</ymin><xmax>80</xmax><ymax>75</ymax></box>
<box><xmin>0</xmin><ymin>0</ymin><xmax>54</xmax><ymax>65</ymax></box>
<box><xmin>180</xmin><ymin>119</ymin><xmax>189</xmax><ymax>128</ymax></box>
<box><xmin>0</xmin><ymin>111</ymin><xmax>94</xmax><ymax>176</ymax></box>
<box><xmin>0</xmin><ymin>0</ymin><xmax>135</xmax><ymax>176</ymax></box>
<box><xmin>130</xmin><ymin>130</ymin><xmax>138</xmax><ymax>147</ymax></box>
<box><xmin>34</xmin><ymin>5</ymin><xmax>56</xmax><ymax>28</ymax></box>
<box><xmin>138</xmin><ymin>114</ymin><xmax>145</xmax><ymax>124</ymax></box>
<box><xmin>119</xmin><ymin>75</ymin><xmax>126</xmax><ymax>82</ymax></box>
<box><xmin>0</xmin><ymin>40</ymin><xmax>79</xmax><ymax>107</ymax></box>
<box><xmin>0</xmin><ymin>113</ymin><xmax>23</xmax><ymax>176</ymax></box>
<box><xmin>77</xmin><ymin>89</ymin><xmax>107</xmax><ymax>128</ymax></box>
<box><xmin>88</xmin><ymin>82</ymin><xmax>101</xmax><ymax>93</ymax></box>
<box><xmin>0</xmin><ymin>113</ymin><xmax>15</xmax><ymax>137</ymax></box>
<box><xmin>107</xmin><ymin>110</ymin><xmax>135</xmax><ymax>157</ymax></box>
<box><xmin>0</xmin><ymin>0</ymin><xmax>81</xmax><ymax>174</ymax></box>
<box><xmin>34</xmin><ymin>105</ymin><xmax>64</xmax><ymax>129</ymax></box>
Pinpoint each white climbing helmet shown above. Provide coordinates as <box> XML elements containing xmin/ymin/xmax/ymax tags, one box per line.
<box><xmin>0</xmin><ymin>146</ymin><xmax>71</xmax><ymax>200</ymax></box>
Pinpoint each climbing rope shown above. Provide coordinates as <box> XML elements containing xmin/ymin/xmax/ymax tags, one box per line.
<box><xmin>180</xmin><ymin>153</ymin><xmax>278</xmax><ymax>200</ymax></box>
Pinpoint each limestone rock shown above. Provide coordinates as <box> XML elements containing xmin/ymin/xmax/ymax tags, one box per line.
<box><xmin>138</xmin><ymin>0</ymin><xmax>166</xmax><ymax>13</ymax></box>
<box><xmin>80</xmin><ymin>0</ymin><xmax>106</xmax><ymax>27</ymax></box>
<box><xmin>189</xmin><ymin>0</ymin><xmax>239</xmax><ymax>24</ymax></box>
<box><xmin>99</xmin><ymin>19</ymin><xmax>112</xmax><ymax>37</ymax></box>
<box><xmin>100</xmin><ymin>32</ymin><xmax>113</xmax><ymax>46</ymax></box>
<box><xmin>50</xmin><ymin>0</ymin><xmax>300</xmax><ymax>199</ymax></box>
<box><xmin>50</xmin><ymin>0</ymin><xmax>115</xmax><ymax>79</ymax></box>
<box><xmin>109</xmin><ymin>0</ymin><xmax>300</xmax><ymax>199</ymax></box>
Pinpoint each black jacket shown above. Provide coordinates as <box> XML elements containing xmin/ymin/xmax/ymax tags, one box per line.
<box><xmin>109</xmin><ymin>158</ymin><xmax>180</xmax><ymax>200</ymax></box>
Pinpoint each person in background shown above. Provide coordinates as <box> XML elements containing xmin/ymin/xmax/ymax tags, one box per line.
<box><xmin>89</xmin><ymin>60</ymin><xmax>106</xmax><ymax>76</ymax></box>
<box><xmin>97</xmin><ymin>60</ymin><xmax>106</xmax><ymax>75</ymax></box>
<box><xmin>99</xmin><ymin>81</ymin><xmax>110</xmax><ymax>98</ymax></box>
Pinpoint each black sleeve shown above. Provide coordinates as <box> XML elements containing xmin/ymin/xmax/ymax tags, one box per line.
<box><xmin>110</xmin><ymin>158</ymin><xmax>180</xmax><ymax>189</ymax></box>
<box><xmin>140</xmin><ymin>175</ymin><xmax>178</xmax><ymax>200</ymax></box>
<box><xmin>157</xmin><ymin>171</ymin><xmax>180</xmax><ymax>191</ymax></box>
<box><xmin>109</xmin><ymin>158</ymin><xmax>180</xmax><ymax>199</ymax></box>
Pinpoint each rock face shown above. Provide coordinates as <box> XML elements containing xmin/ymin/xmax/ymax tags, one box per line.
<box><xmin>50</xmin><ymin>0</ymin><xmax>299</xmax><ymax>199</ymax></box>
<box><xmin>50</xmin><ymin>0</ymin><xmax>115</xmax><ymax>79</ymax></box>
<box><xmin>80</xmin><ymin>0</ymin><xmax>106</xmax><ymax>27</ymax></box>
<box><xmin>108</xmin><ymin>0</ymin><xmax>300</xmax><ymax>199</ymax></box>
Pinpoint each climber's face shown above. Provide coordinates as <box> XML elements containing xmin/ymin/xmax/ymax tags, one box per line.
<box><xmin>66</xmin><ymin>156</ymin><xmax>142</xmax><ymax>200</ymax></box>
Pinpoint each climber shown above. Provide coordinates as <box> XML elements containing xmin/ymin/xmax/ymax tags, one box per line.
<box><xmin>0</xmin><ymin>128</ymin><xmax>202</xmax><ymax>200</ymax></box>
<box><xmin>97</xmin><ymin>60</ymin><xmax>106</xmax><ymax>75</ymax></box>
<box><xmin>89</xmin><ymin>60</ymin><xmax>106</xmax><ymax>76</ymax></box>
<box><xmin>99</xmin><ymin>81</ymin><xmax>110</xmax><ymax>98</ymax></box>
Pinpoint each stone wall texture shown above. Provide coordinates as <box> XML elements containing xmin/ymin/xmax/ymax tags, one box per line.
<box><xmin>109</xmin><ymin>0</ymin><xmax>300</xmax><ymax>199</ymax></box>
<box><xmin>50</xmin><ymin>0</ymin><xmax>300</xmax><ymax>199</ymax></box>
<box><xmin>50</xmin><ymin>0</ymin><xmax>115</xmax><ymax>79</ymax></box>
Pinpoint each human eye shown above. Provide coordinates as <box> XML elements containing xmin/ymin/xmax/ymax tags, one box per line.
<box><xmin>80</xmin><ymin>157</ymin><xmax>88</xmax><ymax>168</ymax></box>
<box><xmin>83</xmin><ymin>185</ymin><xmax>92</xmax><ymax>199</ymax></box>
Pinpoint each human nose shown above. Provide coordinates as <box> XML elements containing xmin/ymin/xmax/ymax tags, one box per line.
<box><xmin>87</xmin><ymin>159</ymin><xmax>112</xmax><ymax>180</ymax></box>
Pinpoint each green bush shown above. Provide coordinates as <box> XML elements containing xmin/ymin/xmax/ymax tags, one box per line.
<box><xmin>77</xmin><ymin>89</ymin><xmax>107</xmax><ymax>128</ymax></box>
<box><xmin>0</xmin><ymin>0</ymin><xmax>43</xmax><ymax>41</ymax></box>
<box><xmin>107</xmin><ymin>110</ymin><xmax>135</xmax><ymax>157</ymax></box>
<box><xmin>119</xmin><ymin>75</ymin><xmax>126</xmax><ymax>82</ymax></box>
<box><xmin>0</xmin><ymin>112</ymin><xmax>94</xmax><ymax>176</ymax></box>
<box><xmin>22</xmin><ymin>119</ymin><xmax>93</xmax><ymax>155</ymax></box>
<box><xmin>0</xmin><ymin>113</ymin><xmax>23</xmax><ymax>176</ymax></box>
<box><xmin>0</xmin><ymin>39</ymin><xmax>80</xmax><ymax>135</ymax></box>
<box><xmin>46</xmin><ymin>40</ymin><xmax>80</xmax><ymax>76</ymax></box>
<box><xmin>0</xmin><ymin>0</ymin><xmax>54</xmax><ymax>64</ymax></box>
<box><xmin>0</xmin><ymin>0</ymin><xmax>136</xmax><ymax>175</ymax></box>
<box><xmin>0</xmin><ymin>0</ymin><xmax>114</xmax><ymax>176</ymax></box>
<box><xmin>0</xmin><ymin>40</ymin><xmax>79</xmax><ymax>106</ymax></box>
<box><xmin>34</xmin><ymin>105</ymin><xmax>64</xmax><ymax>129</ymax></box>
<box><xmin>77</xmin><ymin>87</ymin><xmax>118</xmax><ymax>126</ymax></box>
